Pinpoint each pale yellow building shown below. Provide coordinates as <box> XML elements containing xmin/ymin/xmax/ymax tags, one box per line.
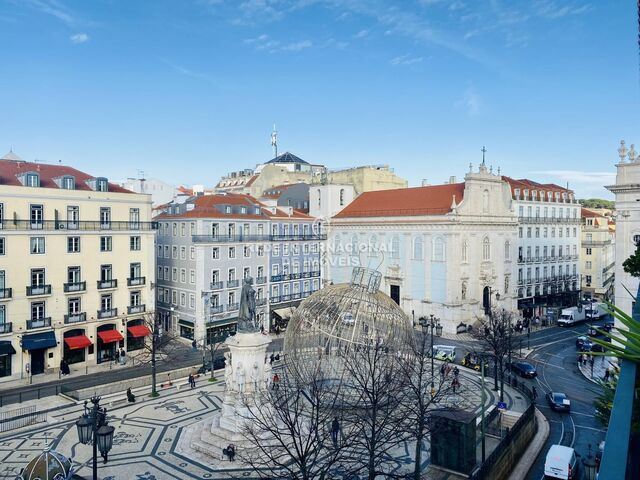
<box><xmin>327</xmin><ymin>165</ymin><xmax>407</xmax><ymax>194</ymax></box>
<box><xmin>0</xmin><ymin>152</ymin><xmax>156</xmax><ymax>382</ymax></box>
<box><xmin>580</xmin><ymin>208</ymin><xmax>615</xmax><ymax>300</ymax></box>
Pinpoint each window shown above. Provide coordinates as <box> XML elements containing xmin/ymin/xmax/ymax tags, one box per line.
<box><xmin>573</xmin><ymin>228</ymin><xmax>577</xmax><ymax>237</ymax></box>
<box><xmin>212</xmin><ymin>247</ymin><xmax>219</xmax><ymax>259</ymax></box>
<box><xmin>518</xmin><ymin>227</ymin><xmax>523</xmax><ymax>238</ymax></box>
<box><xmin>163</xmin><ymin>266</ymin><xmax>169</xmax><ymax>279</ymax></box>
<box><xmin>95</xmin><ymin>178</ymin><xmax>108</xmax><ymax>192</ymax></box>
<box><xmin>226</xmin><ymin>206</ymin><xmax>232</xmax><ymax>214</ymax></box>
<box><xmin>211</xmin><ymin>223</ymin><xmax>219</xmax><ymax>237</ymax></box>
<box><xmin>228</xmin><ymin>269</ymin><xmax>236</xmax><ymax>282</ymax></box>
<box><xmin>101</xmin><ymin>294</ymin><xmax>112</xmax><ymax>311</ymax></box>
<box><xmin>228</xmin><ymin>291</ymin><xmax>235</xmax><ymax>305</ymax></box>
<box><xmin>551</xmin><ymin>228</ymin><xmax>555</xmax><ymax>238</ymax></box>
<box><xmin>535</xmin><ymin>228</ymin><xmax>540</xmax><ymax>238</ymax></box>
<box><xmin>189</xmin><ymin>294</ymin><xmax>195</xmax><ymax>309</ymax></box>
<box><xmin>30</xmin><ymin>205</ymin><xmax>43</xmax><ymax>228</ymax></box>
<box><xmin>339</xmin><ymin>188</ymin><xmax>345</xmax><ymax>206</ymax></box>
<box><xmin>586</xmin><ymin>233</ymin><xmax>593</xmax><ymax>242</ymax></box>
<box><xmin>100</xmin><ymin>265</ymin><xmax>112</xmax><ymax>281</ymax></box>
<box><xmin>31</xmin><ymin>302</ymin><xmax>45</xmax><ymax>319</ymax></box>
<box><xmin>190</xmin><ymin>222</ymin><xmax>196</xmax><ymax>235</ymax></box>
<box><xmin>258</xmin><ymin>245</ymin><xmax>265</xmax><ymax>257</ymax></box>
<box><xmin>67</xmin><ymin>236</ymin><xmax>80</xmax><ymax>253</ymax></box>
<box><xmin>172</xmin><ymin>268</ymin><xmax>178</xmax><ymax>282</ymax></box>
<box><xmin>172</xmin><ymin>290</ymin><xmax>177</xmax><ymax>305</ymax></box>
<box><xmin>0</xmin><ymin>237</ymin><xmax>4</xmax><ymax>255</ymax></box>
<box><xmin>212</xmin><ymin>270</ymin><xmax>220</xmax><ymax>283</ymax></box>
<box><xmin>100</xmin><ymin>236</ymin><xmax>112</xmax><ymax>252</ymax></box>
<box><xmin>68</xmin><ymin>266</ymin><xmax>81</xmax><ymax>284</ymax></box>
<box><xmin>527</xmin><ymin>227</ymin><xmax>531</xmax><ymax>238</ymax></box>
<box><xmin>283</xmin><ymin>244</ymin><xmax>289</xmax><ymax>256</ymax></box>
<box><xmin>30</xmin><ymin>268</ymin><xmax>45</xmax><ymax>287</ymax></box>
<box><xmin>272</xmin><ymin>264</ymin><xmax>279</xmax><ymax>276</ymax></box>
<box><xmin>68</xmin><ymin>297</ymin><xmax>81</xmax><ymax>314</ymax></box>
<box><xmin>228</xmin><ymin>247</ymin><xmax>236</xmax><ymax>259</ymax></box>
<box><xmin>190</xmin><ymin>246</ymin><xmax>195</xmax><ymax>260</ymax></box>
<box><xmin>130</xmin><ymin>236</ymin><xmax>141</xmax><ymax>251</ymax></box>
<box><xmin>391</xmin><ymin>236</ymin><xmax>400</xmax><ymax>259</ymax></box>
<box><xmin>482</xmin><ymin>237</ymin><xmax>491</xmax><ymax>261</ymax></box>
<box><xmin>180</xmin><ymin>269</ymin><xmax>186</xmax><ymax>283</ymax></box>
<box><xmin>244</xmin><ymin>246</ymin><xmax>251</xmax><ymax>258</ymax></box>
<box><xmin>158</xmin><ymin>266</ymin><xmax>163</xmax><ymax>280</ymax></box>
<box><xmin>433</xmin><ymin>237</ymin><xmax>445</xmax><ymax>262</ymax></box>
<box><xmin>586</xmin><ymin>248</ymin><xmax>592</xmax><ymax>255</ymax></box>
<box><xmin>585</xmin><ymin>261</ymin><xmax>592</xmax><ymax>269</ymax></box>
<box><xmin>273</xmin><ymin>245</ymin><xmax>280</xmax><ymax>256</ymax></box>
<box><xmin>462</xmin><ymin>240</ymin><xmax>468</xmax><ymax>262</ymax></box>
<box><xmin>164</xmin><ymin>245</ymin><xmax>169</xmax><ymax>258</ymax></box>
<box><xmin>100</xmin><ymin>207</ymin><xmax>111</xmax><ymax>228</ymax></box>
<box><xmin>244</xmin><ymin>267</ymin><xmax>250</xmax><ymax>279</ymax></box>
<box><xmin>504</xmin><ymin>241</ymin><xmax>511</xmax><ymax>261</ymax></box>
<box><xmin>413</xmin><ymin>237</ymin><xmax>423</xmax><ymax>260</ymax></box>
<box><xmin>228</xmin><ymin>223</ymin><xmax>235</xmax><ymax>236</ymax></box>
<box><xmin>67</xmin><ymin>206</ymin><xmax>79</xmax><ymax>227</ymax></box>
<box><xmin>172</xmin><ymin>223</ymin><xmax>177</xmax><ymax>236</ymax></box>
<box><xmin>26</xmin><ymin>173</ymin><xmax>40</xmax><ymax>187</ymax></box>
<box><xmin>190</xmin><ymin>269</ymin><xmax>195</xmax><ymax>284</ymax></box>
<box><xmin>585</xmin><ymin>275</ymin><xmax>592</xmax><ymax>285</ymax></box>
<box><xmin>181</xmin><ymin>223</ymin><xmax>186</xmax><ymax>236</ymax></box>
<box><xmin>180</xmin><ymin>246</ymin><xmax>186</xmax><ymax>259</ymax></box>
<box><xmin>130</xmin><ymin>291</ymin><xmax>141</xmax><ymax>307</ymax></box>
<box><xmin>130</xmin><ymin>262</ymin><xmax>141</xmax><ymax>279</ymax></box>
<box><xmin>30</xmin><ymin>237</ymin><xmax>45</xmax><ymax>254</ymax></box>
<box><xmin>130</xmin><ymin>208</ymin><xmax>140</xmax><ymax>228</ymax></box>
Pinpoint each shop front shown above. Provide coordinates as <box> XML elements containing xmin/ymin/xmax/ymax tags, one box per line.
<box><xmin>179</xmin><ymin>319</ymin><xmax>195</xmax><ymax>340</ymax></box>
<box><xmin>96</xmin><ymin>325</ymin><xmax>123</xmax><ymax>364</ymax></box>
<box><xmin>271</xmin><ymin>307</ymin><xmax>296</xmax><ymax>333</ymax></box>
<box><xmin>63</xmin><ymin>329</ymin><xmax>93</xmax><ymax>365</ymax></box>
<box><xmin>21</xmin><ymin>331</ymin><xmax>57</xmax><ymax>375</ymax></box>
<box><xmin>205</xmin><ymin>319</ymin><xmax>236</xmax><ymax>346</ymax></box>
<box><xmin>126</xmin><ymin>319</ymin><xmax>151</xmax><ymax>352</ymax></box>
<box><xmin>0</xmin><ymin>340</ymin><xmax>16</xmax><ymax>378</ymax></box>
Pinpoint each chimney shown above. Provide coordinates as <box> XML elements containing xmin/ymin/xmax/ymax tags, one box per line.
<box><xmin>421</xmin><ymin>179</ymin><xmax>429</xmax><ymax>187</ymax></box>
<box><xmin>449</xmin><ymin>176</ymin><xmax>456</xmax><ymax>184</ymax></box>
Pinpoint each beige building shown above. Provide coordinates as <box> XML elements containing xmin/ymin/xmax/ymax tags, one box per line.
<box><xmin>327</xmin><ymin>165</ymin><xmax>407</xmax><ymax>194</ymax></box>
<box><xmin>580</xmin><ymin>210</ymin><xmax>615</xmax><ymax>300</ymax></box>
<box><xmin>0</xmin><ymin>152</ymin><xmax>156</xmax><ymax>382</ymax></box>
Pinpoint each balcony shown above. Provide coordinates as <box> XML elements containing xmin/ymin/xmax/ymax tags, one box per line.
<box><xmin>255</xmin><ymin>276</ymin><xmax>267</xmax><ymax>285</ymax></box>
<box><xmin>210</xmin><ymin>281</ymin><xmax>224</xmax><ymax>290</ymax></box>
<box><xmin>0</xmin><ymin>220</ymin><xmax>158</xmax><ymax>231</ymax></box>
<box><xmin>210</xmin><ymin>305</ymin><xmax>224</xmax><ymax>314</ymax></box>
<box><xmin>227</xmin><ymin>279</ymin><xmax>240</xmax><ymax>288</ymax></box>
<box><xmin>64</xmin><ymin>281</ymin><xmax>86</xmax><ymax>293</ymax></box>
<box><xmin>256</xmin><ymin>298</ymin><xmax>267</xmax><ymax>306</ymax></box>
<box><xmin>271</xmin><ymin>295</ymin><xmax>282</xmax><ymax>304</ymax></box>
<box><xmin>0</xmin><ymin>322</ymin><xmax>12</xmax><ymax>334</ymax></box>
<box><xmin>292</xmin><ymin>292</ymin><xmax>302</xmax><ymax>300</ymax></box>
<box><xmin>64</xmin><ymin>312</ymin><xmax>86</xmax><ymax>324</ymax></box>
<box><xmin>27</xmin><ymin>317</ymin><xmax>52</xmax><ymax>330</ymax></box>
<box><xmin>311</xmin><ymin>271</ymin><xmax>321</xmax><ymax>277</ymax></box>
<box><xmin>227</xmin><ymin>303</ymin><xmax>239</xmax><ymax>312</ymax></box>
<box><xmin>0</xmin><ymin>288</ymin><xmax>12</xmax><ymax>300</ymax></box>
<box><xmin>97</xmin><ymin>279</ymin><xmax>118</xmax><ymax>289</ymax></box>
<box><xmin>191</xmin><ymin>233</ymin><xmax>327</xmax><ymax>243</ymax></box>
<box><xmin>302</xmin><ymin>272</ymin><xmax>311</xmax><ymax>278</ymax></box>
<box><xmin>271</xmin><ymin>274</ymin><xmax>284</xmax><ymax>282</ymax></box>
<box><xmin>127</xmin><ymin>276</ymin><xmax>146</xmax><ymax>287</ymax></box>
<box><xmin>97</xmin><ymin>308</ymin><xmax>118</xmax><ymax>319</ymax></box>
<box><xmin>127</xmin><ymin>304</ymin><xmax>146</xmax><ymax>315</ymax></box>
<box><xmin>26</xmin><ymin>285</ymin><xmax>51</xmax><ymax>296</ymax></box>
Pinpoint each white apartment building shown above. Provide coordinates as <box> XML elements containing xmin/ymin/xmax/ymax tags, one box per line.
<box><xmin>0</xmin><ymin>151</ymin><xmax>156</xmax><ymax>382</ymax></box>
<box><xmin>607</xmin><ymin>140</ymin><xmax>640</xmax><ymax>318</ymax></box>
<box><xmin>504</xmin><ymin>177</ymin><xmax>581</xmax><ymax>320</ymax></box>
<box><xmin>580</xmin><ymin>208</ymin><xmax>615</xmax><ymax>300</ymax></box>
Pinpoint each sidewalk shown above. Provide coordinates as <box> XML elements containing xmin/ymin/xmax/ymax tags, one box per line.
<box><xmin>578</xmin><ymin>354</ymin><xmax>619</xmax><ymax>385</ymax></box>
<box><xmin>438</xmin><ymin>321</ymin><xmax>559</xmax><ymax>344</ymax></box>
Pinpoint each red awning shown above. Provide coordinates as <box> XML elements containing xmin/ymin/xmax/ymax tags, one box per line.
<box><xmin>97</xmin><ymin>330</ymin><xmax>124</xmax><ymax>344</ymax></box>
<box><xmin>127</xmin><ymin>325</ymin><xmax>152</xmax><ymax>338</ymax></box>
<box><xmin>64</xmin><ymin>335</ymin><xmax>92</xmax><ymax>350</ymax></box>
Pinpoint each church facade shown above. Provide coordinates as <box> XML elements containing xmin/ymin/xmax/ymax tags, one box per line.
<box><xmin>326</xmin><ymin>164</ymin><xmax>518</xmax><ymax>334</ymax></box>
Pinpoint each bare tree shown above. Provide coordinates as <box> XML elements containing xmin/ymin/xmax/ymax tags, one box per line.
<box><xmin>397</xmin><ymin>329</ymin><xmax>457</xmax><ymax>480</ymax></box>
<box><xmin>472</xmin><ymin>308</ymin><xmax>516</xmax><ymax>401</ymax></box>
<box><xmin>339</xmin><ymin>341</ymin><xmax>408</xmax><ymax>480</ymax></box>
<box><xmin>197</xmin><ymin>331</ymin><xmax>227</xmax><ymax>382</ymax></box>
<box><xmin>240</xmin><ymin>365</ymin><xmax>349</xmax><ymax>480</ymax></box>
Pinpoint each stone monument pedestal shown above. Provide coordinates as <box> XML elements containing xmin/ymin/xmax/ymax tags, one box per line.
<box><xmin>190</xmin><ymin>331</ymin><xmax>273</xmax><ymax>459</ymax></box>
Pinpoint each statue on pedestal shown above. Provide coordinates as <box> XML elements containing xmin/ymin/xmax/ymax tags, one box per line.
<box><xmin>237</xmin><ymin>277</ymin><xmax>258</xmax><ymax>333</ymax></box>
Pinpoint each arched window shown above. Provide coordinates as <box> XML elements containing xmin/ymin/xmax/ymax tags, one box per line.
<box><xmin>391</xmin><ymin>236</ymin><xmax>400</xmax><ymax>259</ymax></box>
<box><xmin>461</xmin><ymin>282</ymin><xmax>467</xmax><ymax>300</ymax></box>
<box><xmin>317</xmin><ymin>189</ymin><xmax>321</xmax><ymax>208</ymax></box>
<box><xmin>504</xmin><ymin>241</ymin><xmax>510</xmax><ymax>261</ymax></box>
<box><xmin>482</xmin><ymin>236</ymin><xmax>491</xmax><ymax>261</ymax></box>
<box><xmin>369</xmin><ymin>234</ymin><xmax>378</xmax><ymax>257</ymax></box>
<box><xmin>413</xmin><ymin>236</ymin><xmax>423</xmax><ymax>260</ymax></box>
<box><xmin>482</xmin><ymin>189</ymin><xmax>489</xmax><ymax>213</ymax></box>
<box><xmin>339</xmin><ymin>189</ymin><xmax>345</xmax><ymax>206</ymax></box>
<box><xmin>462</xmin><ymin>240</ymin><xmax>468</xmax><ymax>262</ymax></box>
<box><xmin>433</xmin><ymin>237</ymin><xmax>445</xmax><ymax>262</ymax></box>
<box><xmin>351</xmin><ymin>235</ymin><xmax>358</xmax><ymax>256</ymax></box>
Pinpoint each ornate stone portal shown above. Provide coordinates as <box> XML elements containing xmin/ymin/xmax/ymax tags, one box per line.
<box><xmin>189</xmin><ymin>277</ymin><xmax>273</xmax><ymax>459</ymax></box>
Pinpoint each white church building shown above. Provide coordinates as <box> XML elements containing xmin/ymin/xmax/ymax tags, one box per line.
<box><xmin>327</xmin><ymin>163</ymin><xmax>518</xmax><ymax>334</ymax></box>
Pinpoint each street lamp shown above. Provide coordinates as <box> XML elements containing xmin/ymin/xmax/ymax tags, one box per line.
<box><xmin>75</xmin><ymin>396</ymin><xmax>115</xmax><ymax>480</ymax></box>
<box><xmin>582</xmin><ymin>444</ymin><xmax>598</xmax><ymax>480</ymax></box>
<box><xmin>419</xmin><ymin>314</ymin><xmax>442</xmax><ymax>396</ymax></box>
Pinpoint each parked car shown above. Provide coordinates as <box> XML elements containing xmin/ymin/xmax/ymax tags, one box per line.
<box><xmin>432</xmin><ymin>345</ymin><xmax>456</xmax><ymax>362</ymax></box>
<box><xmin>508</xmin><ymin>361</ymin><xmax>537</xmax><ymax>379</ymax></box>
<box><xmin>547</xmin><ymin>392</ymin><xmax>571</xmax><ymax>412</ymax></box>
<box><xmin>576</xmin><ymin>336</ymin><xmax>593</xmax><ymax>351</ymax></box>
<box><xmin>461</xmin><ymin>352</ymin><xmax>489</xmax><ymax>371</ymax></box>
<box><xmin>197</xmin><ymin>355</ymin><xmax>226</xmax><ymax>374</ymax></box>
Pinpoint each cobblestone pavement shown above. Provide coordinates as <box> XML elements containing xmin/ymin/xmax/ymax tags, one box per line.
<box><xmin>0</xmin><ymin>365</ymin><xmax>525</xmax><ymax>480</ymax></box>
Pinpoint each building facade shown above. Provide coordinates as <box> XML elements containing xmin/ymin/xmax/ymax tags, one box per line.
<box><xmin>327</xmin><ymin>164</ymin><xmax>518</xmax><ymax>334</ymax></box>
<box><xmin>580</xmin><ymin>208</ymin><xmax>615</xmax><ymax>300</ymax></box>
<box><xmin>0</xmin><ymin>152</ymin><xmax>156</xmax><ymax>381</ymax></box>
<box><xmin>504</xmin><ymin>177</ymin><xmax>581</xmax><ymax>319</ymax></box>
<box><xmin>607</xmin><ymin>140</ymin><xmax>640</xmax><ymax>318</ymax></box>
<box><xmin>155</xmin><ymin>193</ymin><xmax>323</xmax><ymax>345</ymax></box>
<box><xmin>119</xmin><ymin>177</ymin><xmax>178</xmax><ymax>206</ymax></box>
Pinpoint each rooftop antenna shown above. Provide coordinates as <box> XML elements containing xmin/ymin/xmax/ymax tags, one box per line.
<box><xmin>271</xmin><ymin>124</ymin><xmax>278</xmax><ymax>158</ymax></box>
<box><xmin>138</xmin><ymin>169</ymin><xmax>146</xmax><ymax>180</ymax></box>
<box><xmin>481</xmin><ymin>146</ymin><xmax>487</xmax><ymax>165</ymax></box>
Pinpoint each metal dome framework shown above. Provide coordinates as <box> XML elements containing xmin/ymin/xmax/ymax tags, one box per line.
<box><xmin>18</xmin><ymin>448</ymin><xmax>75</xmax><ymax>480</ymax></box>
<box><xmin>284</xmin><ymin>267</ymin><xmax>415</xmax><ymax>399</ymax></box>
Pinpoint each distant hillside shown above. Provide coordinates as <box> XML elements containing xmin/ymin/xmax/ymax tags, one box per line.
<box><xmin>579</xmin><ymin>198</ymin><xmax>615</xmax><ymax>209</ymax></box>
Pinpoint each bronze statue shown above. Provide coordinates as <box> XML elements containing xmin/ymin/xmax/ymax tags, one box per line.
<box><xmin>237</xmin><ymin>276</ymin><xmax>258</xmax><ymax>333</ymax></box>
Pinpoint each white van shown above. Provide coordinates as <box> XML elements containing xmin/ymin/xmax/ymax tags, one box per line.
<box><xmin>432</xmin><ymin>345</ymin><xmax>456</xmax><ymax>362</ymax></box>
<box><xmin>544</xmin><ymin>444</ymin><xmax>578</xmax><ymax>479</ymax></box>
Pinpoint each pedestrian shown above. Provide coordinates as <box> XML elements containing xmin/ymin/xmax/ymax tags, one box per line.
<box><xmin>440</xmin><ymin>363</ymin><xmax>446</xmax><ymax>377</ymax></box>
<box><xmin>115</xmin><ymin>349</ymin><xmax>120</xmax><ymax>364</ymax></box>
<box><xmin>453</xmin><ymin>366</ymin><xmax>459</xmax><ymax>377</ymax></box>
<box><xmin>223</xmin><ymin>444</ymin><xmax>236</xmax><ymax>461</ymax></box>
<box><xmin>532</xmin><ymin>385</ymin><xmax>538</xmax><ymax>402</ymax></box>
<box><xmin>188</xmin><ymin>373</ymin><xmax>195</xmax><ymax>389</ymax></box>
<box><xmin>331</xmin><ymin>417</ymin><xmax>340</xmax><ymax>446</ymax></box>
<box><xmin>452</xmin><ymin>377</ymin><xmax>460</xmax><ymax>393</ymax></box>
<box><xmin>603</xmin><ymin>368</ymin><xmax>610</xmax><ymax>382</ymax></box>
<box><xmin>270</xmin><ymin>353</ymin><xmax>275</xmax><ymax>365</ymax></box>
<box><xmin>590</xmin><ymin>356</ymin><xmax>595</xmax><ymax>367</ymax></box>
<box><xmin>120</xmin><ymin>348</ymin><xmax>126</xmax><ymax>365</ymax></box>
<box><xmin>126</xmin><ymin>387</ymin><xmax>136</xmax><ymax>403</ymax></box>
<box><xmin>272</xmin><ymin>373</ymin><xmax>280</xmax><ymax>390</ymax></box>
<box><xmin>192</xmin><ymin>339</ymin><xmax>197</xmax><ymax>351</ymax></box>
<box><xmin>445</xmin><ymin>363</ymin><xmax>452</xmax><ymax>377</ymax></box>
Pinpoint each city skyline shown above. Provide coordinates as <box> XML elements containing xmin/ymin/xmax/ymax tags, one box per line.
<box><xmin>1</xmin><ymin>1</ymin><xmax>637</xmax><ymax>198</ymax></box>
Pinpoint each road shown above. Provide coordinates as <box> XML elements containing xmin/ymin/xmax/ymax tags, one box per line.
<box><xmin>0</xmin><ymin>337</ymin><xmax>285</xmax><ymax>407</ymax></box>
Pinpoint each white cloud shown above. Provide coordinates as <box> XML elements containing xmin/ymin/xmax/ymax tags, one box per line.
<box><xmin>529</xmin><ymin>170</ymin><xmax>615</xmax><ymax>198</ymax></box>
<box><xmin>158</xmin><ymin>57</ymin><xmax>214</xmax><ymax>83</ymax></box>
<box><xmin>22</xmin><ymin>0</ymin><xmax>76</xmax><ymax>25</ymax></box>
<box><xmin>390</xmin><ymin>54</ymin><xmax>424</xmax><ymax>66</ymax></box>
<box><xmin>354</xmin><ymin>29</ymin><xmax>369</xmax><ymax>38</ymax></box>
<box><xmin>454</xmin><ymin>87</ymin><xmax>481</xmax><ymax>116</ymax></box>
<box><xmin>244</xmin><ymin>33</ymin><xmax>313</xmax><ymax>52</ymax></box>
<box><xmin>281</xmin><ymin>40</ymin><xmax>312</xmax><ymax>51</ymax></box>
<box><xmin>70</xmin><ymin>33</ymin><xmax>88</xmax><ymax>44</ymax></box>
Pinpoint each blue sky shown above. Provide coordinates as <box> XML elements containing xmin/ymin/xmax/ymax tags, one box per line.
<box><xmin>0</xmin><ymin>0</ymin><xmax>638</xmax><ymax>198</ymax></box>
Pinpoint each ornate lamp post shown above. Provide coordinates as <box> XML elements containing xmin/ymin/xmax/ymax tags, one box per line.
<box><xmin>419</xmin><ymin>314</ymin><xmax>442</xmax><ymax>396</ymax></box>
<box><xmin>75</xmin><ymin>396</ymin><xmax>115</xmax><ymax>480</ymax></box>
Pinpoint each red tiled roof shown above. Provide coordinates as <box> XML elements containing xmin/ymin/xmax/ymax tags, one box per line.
<box><xmin>501</xmin><ymin>176</ymin><xmax>573</xmax><ymax>199</ymax></box>
<box><xmin>155</xmin><ymin>193</ymin><xmax>312</xmax><ymax>221</ymax></box>
<box><xmin>0</xmin><ymin>159</ymin><xmax>131</xmax><ymax>193</ymax></box>
<box><xmin>334</xmin><ymin>183</ymin><xmax>464</xmax><ymax>218</ymax></box>
<box><xmin>581</xmin><ymin>208</ymin><xmax>600</xmax><ymax>218</ymax></box>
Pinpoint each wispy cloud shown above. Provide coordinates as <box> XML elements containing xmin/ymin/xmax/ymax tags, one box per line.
<box><xmin>70</xmin><ymin>33</ymin><xmax>88</xmax><ymax>44</ymax></box>
<box><xmin>455</xmin><ymin>87</ymin><xmax>481</xmax><ymax>116</ymax></box>
<box><xmin>244</xmin><ymin>34</ymin><xmax>312</xmax><ymax>53</ymax></box>
<box><xmin>529</xmin><ymin>170</ymin><xmax>615</xmax><ymax>198</ymax></box>
<box><xmin>20</xmin><ymin>0</ymin><xmax>77</xmax><ymax>26</ymax></box>
<box><xmin>354</xmin><ymin>29</ymin><xmax>368</xmax><ymax>38</ymax></box>
<box><xmin>281</xmin><ymin>40</ymin><xmax>312</xmax><ymax>51</ymax></box>
<box><xmin>390</xmin><ymin>54</ymin><xmax>424</xmax><ymax>66</ymax></box>
<box><xmin>159</xmin><ymin>57</ymin><xmax>215</xmax><ymax>83</ymax></box>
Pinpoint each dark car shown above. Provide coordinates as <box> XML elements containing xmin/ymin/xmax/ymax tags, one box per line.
<box><xmin>509</xmin><ymin>361</ymin><xmax>537</xmax><ymax>379</ymax></box>
<box><xmin>576</xmin><ymin>336</ymin><xmax>593</xmax><ymax>351</ymax></box>
<box><xmin>591</xmin><ymin>343</ymin><xmax>606</xmax><ymax>353</ymax></box>
<box><xmin>547</xmin><ymin>392</ymin><xmax>571</xmax><ymax>412</ymax></box>
<box><xmin>197</xmin><ymin>356</ymin><xmax>226</xmax><ymax>374</ymax></box>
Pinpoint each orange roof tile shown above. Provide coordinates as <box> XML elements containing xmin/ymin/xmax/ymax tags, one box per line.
<box><xmin>501</xmin><ymin>176</ymin><xmax>573</xmax><ymax>199</ymax></box>
<box><xmin>581</xmin><ymin>208</ymin><xmax>601</xmax><ymax>218</ymax></box>
<box><xmin>0</xmin><ymin>159</ymin><xmax>131</xmax><ymax>193</ymax></box>
<box><xmin>334</xmin><ymin>183</ymin><xmax>464</xmax><ymax>218</ymax></box>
